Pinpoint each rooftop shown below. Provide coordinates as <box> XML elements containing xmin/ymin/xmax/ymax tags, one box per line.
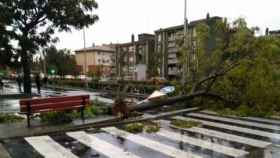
<box><xmin>155</xmin><ymin>16</ymin><xmax>223</xmax><ymax>33</ymax></box>
<box><xmin>269</xmin><ymin>30</ymin><xmax>280</xmax><ymax>34</ymax></box>
<box><xmin>75</xmin><ymin>45</ymin><xmax>115</xmax><ymax>53</ymax></box>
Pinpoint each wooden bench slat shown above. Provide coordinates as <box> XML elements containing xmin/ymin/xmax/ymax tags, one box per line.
<box><xmin>36</xmin><ymin>106</ymin><xmax>85</xmax><ymax>113</ymax></box>
<box><xmin>19</xmin><ymin>95</ymin><xmax>90</xmax><ymax>128</ymax></box>
<box><xmin>20</xmin><ymin>95</ymin><xmax>89</xmax><ymax>106</ymax></box>
<box><xmin>21</xmin><ymin>100</ymin><xmax>89</xmax><ymax>112</ymax></box>
<box><xmin>20</xmin><ymin>100</ymin><xmax>89</xmax><ymax>113</ymax></box>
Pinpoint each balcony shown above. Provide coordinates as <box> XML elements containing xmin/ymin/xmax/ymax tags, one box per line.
<box><xmin>168</xmin><ymin>47</ymin><xmax>178</xmax><ymax>53</ymax></box>
<box><xmin>168</xmin><ymin>59</ymin><xmax>179</xmax><ymax>65</ymax></box>
<box><xmin>168</xmin><ymin>69</ymin><xmax>179</xmax><ymax>75</ymax></box>
<box><xmin>168</xmin><ymin>54</ymin><xmax>176</xmax><ymax>59</ymax></box>
<box><xmin>167</xmin><ymin>42</ymin><xmax>176</xmax><ymax>48</ymax></box>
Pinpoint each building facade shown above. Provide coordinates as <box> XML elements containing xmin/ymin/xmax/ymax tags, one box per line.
<box><xmin>266</xmin><ymin>28</ymin><xmax>280</xmax><ymax>37</ymax></box>
<box><xmin>115</xmin><ymin>34</ymin><xmax>155</xmax><ymax>80</ymax></box>
<box><xmin>155</xmin><ymin>15</ymin><xmax>223</xmax><ymax>80</ymax></box>
<box><xmin>75</xmin><ymin>44</ymin><xmax>116</xmax><ymax>78</ymax></box>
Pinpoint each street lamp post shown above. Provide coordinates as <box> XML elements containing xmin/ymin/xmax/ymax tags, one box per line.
<box><xmin>182</xmin><ymin>0</ymin><xmax>188</xmax><ymax>89</ymax></box>
<box><xmin>83</xmin><ymin>28</ymin><xmax>89</xmax><ymax>89</ymax></box>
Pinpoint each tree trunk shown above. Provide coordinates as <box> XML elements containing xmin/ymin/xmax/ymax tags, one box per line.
<box><xmin>127</xmin><ymin>91</ymin><xmax>229</xmax><ymax>113</ymax></box>
<box><xmin>22</xmin><ymin>50</ymin><xmax>32</xmax><ymax>95</ymax></box>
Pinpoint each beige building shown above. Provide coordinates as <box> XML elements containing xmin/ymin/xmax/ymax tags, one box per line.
<box><xmin>75</xmin><ymin>44</ymin><xmax>116</xmax><ymax>78</ymax></box>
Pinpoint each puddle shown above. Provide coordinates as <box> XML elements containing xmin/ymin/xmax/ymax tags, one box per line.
<box><xmin>3</xmin><ymin>138</ymin><xmax>43</xmax><ymax>158</ymax></box>
<box><xmin>0</xmin><ymin>82</ymin><xmax>114</xmax><ymax>113</ymax></box>
<box><xmin>94</xmin><ymin>131</ymin><xmax>170</xmax><ymax>158</ymax></box>
<box><xmin>51</xmin><ymin>134</ymin><xmax>107</xmax><ymax>158</ymax></box>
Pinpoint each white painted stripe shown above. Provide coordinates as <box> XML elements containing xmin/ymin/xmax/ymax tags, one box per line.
<box><xmin>103</xmin><ymin>127</ymin><xmax>202</xmax><ymax>158</ymax></box>
<box><xmin>202</xmin><ymin>110</ymin><xmax>280</xmax><ymax>126</ymax></box>
<box><xmin>171</xmin><ymin>125</ymin><xmax>272</xmax><ymax>148</ymax></box>
<box><xmin>173</xmin><ymin>116</ymin><xmax>280</xmax><ymax>140</ymax></box>
<box><xmin>245</xmin><ymin>117</ymin><xmax>280</xmax><ymax>125</ymax></box>
<box><xmin>67</xmin><ymin>131</ymin><xmax>141</xmax><ymax>158</ymax></box>
<box><xmin>25</xmin><ymin>136</ymin><xmax>78</xmax><ymax>158</ymax></box>
<box><xmin>189</xmin><ymin>113</ymin><xmax>280</xmax><ymax>131</ymax></box>
<box><xmin>157</xmin><ymin>129</ymin><xmax>248</xmax><ymax>158</ymax></box>
<box><xmin>169</xmin><ymin>124</ymin><xmax>273</xmax><ymax>158</ymax></box>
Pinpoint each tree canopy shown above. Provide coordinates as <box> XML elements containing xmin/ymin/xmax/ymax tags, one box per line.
<box><xmin>43</xmin><ymin>46</ymin><xmax>79</xmax><ymax>77</ymax></box>
<box><xmin>0</xmin><ymin>0</ymin><xmax>98</xmax><ymax>94</ymax></box>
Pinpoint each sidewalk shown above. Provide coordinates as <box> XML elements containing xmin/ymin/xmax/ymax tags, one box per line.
<box><xmin>0</xmin><ymin>143</ymin><xmax>11</xmax><ymax>158</ymax></box>
<box><xmin>0</xmin><ymin>107</ymin><xmax>200</xmax><ymax>140</ymax></box>
<box><xmin>0</xmin><ymin>93</ymin><xmax>38</xmax><ymax>99</ymax></box>
<box><xmin>0</xmin><ymin>115</ymin><xmax>117</xmax><ymax>140</ymax></box>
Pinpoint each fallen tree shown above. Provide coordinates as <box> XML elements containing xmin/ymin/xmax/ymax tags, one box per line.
<box><xmin>112</xmin><ymin>18</ymin><xmax>280</xmax><ymax>117</ymax></box>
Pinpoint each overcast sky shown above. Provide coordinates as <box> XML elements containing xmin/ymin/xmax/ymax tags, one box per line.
<box><xmin>56</xmin><ymin>0</ymin><xmax>279</xmax><ymax>51</ymax></box>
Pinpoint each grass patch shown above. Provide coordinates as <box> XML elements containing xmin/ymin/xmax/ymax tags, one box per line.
<box><xmin>171</xmin><ymin>119</ymin><xmax>201</xmax><ymax>129</ymax></box>
<box><xmin>0</xmin><ymin>114</ymin><xmax>24</xmax><ymax>123</ymax></box>
<box><xmin>145</xmin><ymin>124</ymin><xmax>160</xmax><ymax>133</ymax></box>
<box><xmin>124</xmin><ymin>123</ymin><xmax>144</xmax><ymax>133</ymax></box>
<box><xmin>124</xmin><ymin>121</ymin><xmax>161</xmax><ymax>134</ymax></box>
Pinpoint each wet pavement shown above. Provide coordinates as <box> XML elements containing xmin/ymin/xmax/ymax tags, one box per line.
<box><xmin>0</xmin><ymin>81</ymin><xmax>114</xmax><ymax>113</ymax></box>
<box><xmin>2</xmin><ymin>111</ymin><xmax>280</xmax><ymax>158</ymax></box>
<box><xmin>1</xmin><ymin>81</ymin><xmax>280</xmax><ymax>158</ymax></box>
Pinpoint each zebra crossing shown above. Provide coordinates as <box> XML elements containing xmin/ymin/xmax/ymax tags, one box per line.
<box><xmin>103</xmin><ymin>127</ymin><xmax>202</xmax><ymax>158</ymax></box>
<box><xmin>188</xmin><ymin>112</ymin><xmax>280</xmax><ymax>131</ymax></box>
<box><xmin>25</xmin><ymin>136</ymin><xmax>79</xmax><ymax>158</ymax></box>
<box><xmin>4</xmin><ymin>111</ymin><xmax>280</xmax><ymax>158</ymax></box>
<box><xmin>156</xmin><ymin>129</ymin><xmax>249</xmax><ymax>157</ymax></box>
<box><xmin>67</xmin><ymin>131</ymin><xmax>142</xmax><ymax>158</ymax></box>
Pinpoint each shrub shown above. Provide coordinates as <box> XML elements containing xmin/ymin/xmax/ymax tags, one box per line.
<box><xmin>40</xmin><ymin>112</ymin><xmax>73</xmax><ymax>124</ymax></box>
<box><xmin>124</xmin><ymin>123</ymin><xmax>144</xmax><ymax>133</ymax></box>
<box><xmin>124</xmin><ymin>122</ymin><xmax>161</xmax><ymax>134</ymax></box>
<box><xmin>145</xmin><ymin>124</ymin><xmax>160</xmax><ymax>133</ymax></box>
<box><xmin>0</xmin><ymin>114</ymin><xmax>24</xmax><ymax>123</ymax></box>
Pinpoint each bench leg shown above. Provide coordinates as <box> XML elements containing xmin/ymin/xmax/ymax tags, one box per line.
<box><xmin>27</xmin><ymin>114</ymin><xmax>31</xmax><ymax>128</ymax></box>
<box><xmin>81</xmin><ymin>107</ymin><xmax>85</xmax><ymax>122</ymax></box>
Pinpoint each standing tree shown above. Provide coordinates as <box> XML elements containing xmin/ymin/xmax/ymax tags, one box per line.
<box><xmin>43</xmin><ymin>46</ymin><xmax>79</xmax><ymax>77</ymax></box>
<box><xmin>0</xmin><ymin>0</ymin><xmax>98</xmax><ymax>94</ymax></box>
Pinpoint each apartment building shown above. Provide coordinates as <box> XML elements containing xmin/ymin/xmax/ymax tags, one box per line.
<box><xmin>75</xmin><ymin>44</ymin><xmax>116</xmax><ymax>78</ymax></box>
<box><xmin>115</xmin><ymin>33</ymin><xmax>155</xmax><ymax>80</ymax></box>
<box><xmin>266</xmin><ymin>28</ymin><xmax>280</xmax><ymax>37</ymax></box>
<box><xmin>155</xmin><ymin>14</ymin><xmax>223</xmax><ymax>80</ymax></box>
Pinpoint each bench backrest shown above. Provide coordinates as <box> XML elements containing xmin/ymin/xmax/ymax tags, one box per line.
<box><xmin>20</xmin><ymin>95</ymin><xmax>90</xmax><ymax>113</ymax></box>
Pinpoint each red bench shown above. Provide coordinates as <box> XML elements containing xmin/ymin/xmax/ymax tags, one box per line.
<box><xmin>19</xmin><ymin>95</ymin><xmax>90</xmax><ymax>128</ymax></box>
